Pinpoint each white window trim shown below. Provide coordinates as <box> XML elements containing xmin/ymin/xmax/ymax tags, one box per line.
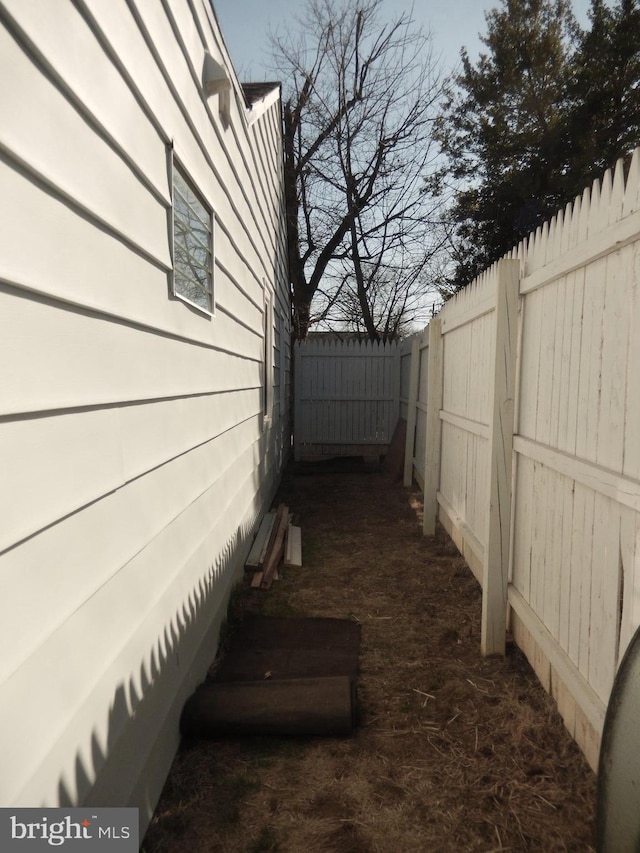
<box><xmin>262</xmin><ymin>282</ymin><xmax>274</xmax><ymax>427</ymax></box>
<box><xmin>170</xmin><ymin>151</ymin><xmax>214</xmax><ymax>316</ymax></box>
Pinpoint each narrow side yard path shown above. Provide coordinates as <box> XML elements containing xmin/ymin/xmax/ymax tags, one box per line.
<box><xmin>143</xmin><ymin>460</ymin><xmax>596</xmax><ymax>852</ymax></box>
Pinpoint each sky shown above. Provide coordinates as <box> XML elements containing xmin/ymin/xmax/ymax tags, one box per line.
<box><xmin>214</xmin><ymin>0</ymin><xmax>596</xmax><ymax>83</ymax></box>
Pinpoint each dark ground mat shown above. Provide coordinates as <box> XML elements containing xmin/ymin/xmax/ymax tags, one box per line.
<box><xmin>211</xmin><ymin>614</ymin><xmax>361</xmax><ymax>682</ymax></box>
<box><xmin>181</xmin><ymin>675</ymin><xmax>358</xmax><ymax>737</ymax></box>
<box><xmin>180</xmin><ymin>615</ymin><xmax>361</xmax><ymax>737</ymax></box>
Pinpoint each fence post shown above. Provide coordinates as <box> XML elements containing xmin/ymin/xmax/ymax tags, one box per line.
<box><xmin>481</xmin><ymin>259</ymin><xmax>520</xmax><ymax>656</ymax></box>
<box><xmin>423</xmin><ymin>318</ymin><xmax>443</xmax><ymax>536</ymax></box>
<box><xmin>392</xmin><ymin>340</ymin><xmax>402</xmax><ymax>441</ymax></box>
<box><xmin>403</xmin><ymin>335</ymin><xmax>420</xmax><ymax>487</ymax></box>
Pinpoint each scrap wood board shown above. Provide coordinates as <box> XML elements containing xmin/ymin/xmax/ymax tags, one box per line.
<box><xmin>245</xmin><ymin>510</ymin><xmax>277</xmax><ymax>569</ymax></box>
<box><xmin>284</xmin><ymin>525</ymin><xmax>302</xmax><ymax>568</ymax></box>
<box><xmin>260</xmin><ymin>505</ymin><xmax>289</xmax><ymax>589</ymax></box>
<box><xmin>248</xmin><ymin>506</ymin><xmax>303</xmax><ymax>588</ymax></box>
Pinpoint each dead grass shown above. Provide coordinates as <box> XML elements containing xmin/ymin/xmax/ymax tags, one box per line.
<box><xmin>143</xmin><ymin>459</ymin><xmax>596</xmax><ymax>852</ymax></box>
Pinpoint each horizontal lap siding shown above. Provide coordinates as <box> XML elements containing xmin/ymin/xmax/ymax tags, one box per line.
<box><xmin>0</xmin><ymin>0</ymin><xmax>288</xmax><ymax>828</ymax></box>
<box><xmin>1</xmin><ymin>434</ymin><xmax>263</xmax><ymax>805</ymax></box>
<box><xmin>0</xmin><ymin>389</ymin><xmax>261</xmax><ymax>552</ymax></box>
<box><xmin>0</xmin><ymin>23</ymin><xmax>170</xmax><ymax>266</ymax></box>
<box><xmin>0</xmin><ymin>289</ymin><xmax>262</xmax><ymax>414</ymax></box>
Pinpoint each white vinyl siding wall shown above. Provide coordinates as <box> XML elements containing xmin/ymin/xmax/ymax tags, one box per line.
<box><xmin>0</xmin><ymin>0</ymin><xmax>289</xmax><ymax>832</ymax></box>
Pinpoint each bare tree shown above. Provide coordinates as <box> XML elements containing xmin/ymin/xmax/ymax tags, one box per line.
<box><xmin>273</xmin><ymin>0</ymin><xmax>445</xmax><ymax>339</ymax></box>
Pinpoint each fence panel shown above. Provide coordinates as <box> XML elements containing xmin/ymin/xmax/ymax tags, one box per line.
<box><xmin>401</xmin><ymin>329</ymin><xmax>430</xmax><ymax>488</ymax></box>
<box><xmin>415</xmin><ymin>149</ymin><xmax>640</xmax><ymax>770</ymax></box>
<box><xmin>293</xmin><ymin>339</ymin><xmax>401</xmax><ymax>460</ymax></box>
<box><xmin>509</xmin><ymin>158</ymin><xmax>640</xmax><ymax>762</ymax></box>
<box><xmin>435</xmin><ymin>267</ymin><xmax>498</xmax><ymax>581</ymax></box>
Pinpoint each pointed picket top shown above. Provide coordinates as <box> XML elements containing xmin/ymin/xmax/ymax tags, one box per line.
<box><xmin>578</xmin><ymin>185</ymin><xmax>591</xmax><ymax>244</ymax></box>
<box><xmin>514</xmin><ymin>243</ymin><xmax>526</xmax><ymax>280</ymax></box>
<box><xmin>599</xmin><ymin>166</ymin><xmax>613</xmax><ymax>230</ymax></box>
<box><xmin>527</xmin><ymin>224</ymin><xmax>543</xmax><ymax>270</ymax></box>
<box><xmin>609</xmin><ymin>158</ymin><xmax>625</xmax><ymax>226</ymax></box>
<box><xmin>515</xmin><ymin>239</ymin><xmax>526</xmax><ymax>263</ymax></box>
<box><xmin>440</xmin><ymin>259</ymin><xmax>500</xmax><ymax>329</ymax></box>
<box><xmin>587</xmin><ymin>176</ymin><xmax>602</xmax><ymax>238</ymax></box>
<box><xmin>438</xmin><ymin>145</ymin><xmax>640</xmax><ymax>293</ymax></box>
<box><xmin>568</xmin><ymin>193</ymin><xmax>581</xmax><ymax>249</ymax></box>
<box><xmin>546</xmin><ymin>213</ymin><xmax>559</xmax><ymax>265</ymax></box>
<box><xmin>516</xmin><ymin>240</ymin><xmax>526</xmax><ymax>260</ymax></box>
<box><xmin>538</xmin><ymin>219</ymin><xmax>550</xmax><ymax>270</ymax></box>
<box><xmin>522</xmin><ymin>232</ymin><xmax>532</xmax><ymax>272</ymax></box>
<box><xmin>554</xmin><ymin>207</ymin><xmax>566</xmax><ymax>261</ymax></box>
<box><xmin>545</xmin><ymin>215</ymin><xmax>556</xmax><ymax>265</ymax></box>
<box><xmin>526</xmin><ymin>227</ymin><xmax>536</xmax><ymax>258</ymax></box>
<box><xmin>559</xmin><ymin>200</ymin><xmax>573</xmax><ymax>255</ymax></box>
<box><xmin>622</xmin><ymin>147</ymin><xmax>640</xmax><ymax>217</ymax></box>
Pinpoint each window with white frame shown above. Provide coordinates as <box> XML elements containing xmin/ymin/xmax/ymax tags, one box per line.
<box><xmin>171</xmin><ymin>158</ymin><xmax>213</xmax><ymax>313</ymax></box>
<box><xmin>263</xmin><ymin>284</ymin><xmax>274</xmax><ymax>421</ymax></box>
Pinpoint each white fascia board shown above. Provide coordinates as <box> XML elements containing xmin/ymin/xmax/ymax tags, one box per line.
<box><xmin>246</xmin><ymin>86</ymin><xmax>281</xmax><ymax>126</ymax></box>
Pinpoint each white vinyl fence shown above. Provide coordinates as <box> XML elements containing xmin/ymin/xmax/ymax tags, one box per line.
<box><xmin>293</xmin><ymin>339</ymin><xmax>401</xmax><ymax>460</ymax></box>
<box><xmin>400</xmin><ymin>328</ymin><xmax>430</xmax><ymax>489</ymax></box>
<box><xmin>403</xmin><ymin>149</ymin><xmax>640</xmax><ymax>771</ymax></box>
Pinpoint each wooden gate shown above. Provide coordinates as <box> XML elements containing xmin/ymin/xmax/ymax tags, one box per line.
<box><xmin>293</xmin><ymin>339</ymin><xmax>401</xmax><ymax>461</ymax></box>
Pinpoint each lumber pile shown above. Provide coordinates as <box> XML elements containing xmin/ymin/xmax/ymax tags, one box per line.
<box><xmin>245</xmin><ymin>504</ymin><xmax>302</xmax><ymax>590</ymax></box>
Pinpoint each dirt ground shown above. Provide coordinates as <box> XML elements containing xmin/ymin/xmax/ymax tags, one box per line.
<box><xmin>142</xmin><ymin>458</ymin><xmax>597</xmax><ymax>852</ymax></box>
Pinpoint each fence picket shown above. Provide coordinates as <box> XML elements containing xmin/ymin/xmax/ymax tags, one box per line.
<box><xmin>552</xmin><ymin>208</ymin><xmax>564</xmax><ymax>262</ymax></box>
<box><xmin>577</xmin><ymin>186</ymin><xmax>591</xmax><ymax>243</ymax></box>
<box><xmin>568</xmin><ymin>193</ymin><xmax>581</xmax><ymax>249</ymax></box>
<box><xmin>558</xmin><ymin>474</ymin><xmax>575</xmax><ymax>653</ymax></box>
<box><xmin>423</xmin><ymin>319</ymin><xmax>443</xmax><ymax>537</ymax></box>
<box><xmin>610</xmin><ymin>158</ymin><xmax>625</xmax><ymax>225</ymax></box>
<box><xmin>622</xmin><ymin>147</ymin><xmax>640</xmax><ymax>217</ymax></box>
<box><xmin>403</xmin><ymin>335</ymin><xmax>420</xmax><ymax>487</ymax></box>
<box><xmin>587</xmin><ymin>175</ymin><xmax>602</xmax><ymax>237</ymax></box>
<box><xmin>600</xmin><ymin>167</ymin><xmax>614</xmax><ymax>228</ymax></box>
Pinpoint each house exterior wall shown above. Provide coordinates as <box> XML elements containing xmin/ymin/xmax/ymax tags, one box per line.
<box><xmin>0</xmin><ymin>0</ymin><xmax>289</xmax><ymax>831</ymax></box>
